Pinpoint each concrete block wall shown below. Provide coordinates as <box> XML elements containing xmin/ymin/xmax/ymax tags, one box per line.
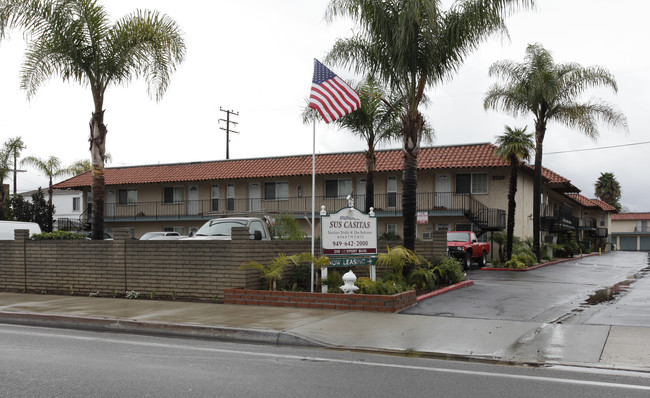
<box><xmin>0</xmin><ymin>232</ymin><xmax>445</xmax><ymax>302</ymax></box>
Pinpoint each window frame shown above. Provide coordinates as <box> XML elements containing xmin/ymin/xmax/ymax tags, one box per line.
<box><xmin>118</xmin><ymin>189</ymin><xmax>138</xmax><ymax>206</ymax></box>
<box><xmin>163</xmin><ymin>186</ymin><xmax>185</xmax><ymax>205</ymax></box>
<box><xmin>325</xmin><ymin>178</ymin><xmax>352</xmax><ymax>199</ymax></box>
<box><xmin>455</xmin><ymin>173</ymin><xmax>488</xmax><ymax>195</ymax></box>
<box><xmin>263</xmin><ymin>181</ymin><xmax>289</xmax><ymax>201</ymax></box>
<box><xmin>211</xmin><ymin>185</ymin><xmax>219</xmax><ymax>212</ymax></box>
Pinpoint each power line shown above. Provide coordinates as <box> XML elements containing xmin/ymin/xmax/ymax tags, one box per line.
<box><xmin>545</xmin><ymin>141</ymin><xmax>650</xmax><ymax>155</ymax></box>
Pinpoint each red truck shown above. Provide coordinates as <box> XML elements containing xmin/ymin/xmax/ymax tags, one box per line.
<box><xmin>447</xmin><ymin>231</ymin><xmax>490</xmax><ymax>270</ymax></box>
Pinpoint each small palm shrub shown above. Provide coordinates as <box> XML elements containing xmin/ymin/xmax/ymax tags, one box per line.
<box><xmin>240</xmin><ymin>254</ymin><xmax>291</xmax><ymax>291</ymax></box>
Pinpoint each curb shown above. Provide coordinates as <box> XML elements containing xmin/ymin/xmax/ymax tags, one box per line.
<box><xmin>0</xmin><ymin>311</ymin><xmax>325</xmax><ymax>348</ymax></box>
<box><xmin>416</xmin><ymin>280</ymin><xmax>474</xmax><ymax>301</ymax></box>
<box><xmin>481</xmin><ymin>253</ymin><xmax>601</xmax><ymax>272</ymax></box>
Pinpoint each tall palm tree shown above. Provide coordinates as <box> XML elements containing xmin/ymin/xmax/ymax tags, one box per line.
<box><xmin>303</xmin><ymin>76</ymin><xmax>402</xmax><ymax>211</ymax></box>
<box><xmin>0</xmin><ymin>148</ymin><xmax>10</xmax><ymax>220</ymax></box>
<box><xmin>0</xmin><ymin>0</ymin><xmax>186</xmax><ymax>239</ymax></box>
<box><xmin>20</xmin><ymin>155</ymin><xmax>72</xmax><ymax>232</ymax></box>
<box><xmin>4</xmin><ymin>136</ymin><xmax>25</xmax><ymax>195</ymax></box>
<box><xmin>494</xmin><ymin>126</ymin><xmax>534</xmax><ymax>260</ymax></box>
<box><xmin>594</xmin><ymin>172</ymin><xmax>622</xmax><ymax>212</ymax></box>
<box><xmin>484</xmin><ymin>43</ymin><xmax>627</xmax><ymax>259</ymax></box>
<box><xmin>325</xmin><ymin>0</ymin><xmax>533</xmax><ymax>250</ymax></box>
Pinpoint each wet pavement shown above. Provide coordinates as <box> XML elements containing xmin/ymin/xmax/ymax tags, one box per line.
<box><xmin>1</xmin><ymin>252</ymin><xmax>649</xmax><ymax>371</ymax></box>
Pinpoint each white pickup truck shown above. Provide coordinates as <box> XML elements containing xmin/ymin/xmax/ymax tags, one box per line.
<box><xmin>186</xmin><ymin>217</ymin><xmax>271</xmax><ymax>240</ymax></box>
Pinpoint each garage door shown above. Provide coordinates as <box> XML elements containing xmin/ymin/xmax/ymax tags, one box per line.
<box><xmin>640</xmin><ymin>236</ymin><xmax>650</xmax><ymax>251</ymax></box>
<box><xmin>619</xmin><ymin>236</ymin><xmax>637</xmax><ymax>251</ymax></box>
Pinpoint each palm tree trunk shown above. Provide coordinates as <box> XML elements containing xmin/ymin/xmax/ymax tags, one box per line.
<box><xmin>47</xmin><ymin>176</ymin><xmax>54</xmax><ymax>232</ymax></box>
<box><xmin>90</xmin><ymin>110</ymin><xmax>107</xmax><ymax>240</ymax></box>
<box><xmin>365</xmin><ymin>149</ymin><xmax>376</xmax><ymax>212</ymax></box>
<box><xmin>401</xmin><ymin>113</ymin><xmax>423</xmax><ymax>252</ymax></box>
<box><xmin>532</xmin><ymin>135</ymin><xmax>544</xmax><ymax>261</ymax></box>
<box><xmin>506</xmin><ymin>162</ymin><xmax>518</xmax><ymax>260</ymax></box>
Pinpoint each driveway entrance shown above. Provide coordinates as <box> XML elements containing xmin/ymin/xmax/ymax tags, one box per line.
<box><xmin>402</xmin><ymin>252</ymin><xmax>650</xmax><ymax>327</ymax></box>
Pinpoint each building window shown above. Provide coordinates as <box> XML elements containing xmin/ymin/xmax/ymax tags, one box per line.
<box><xmin>163</xmin><ymin>187</ymin><xmax>184</xmax><ymax>204</ymax></box>
<box><xmin>118</xmin><ymin>189</ymin><xmax>137</xmax><ymax>206</ymax></box>
<box><xmin>164</xmin><ymin>226</ymin><xmax>185</xmax><ymax>235</ymax></box>
<box><xmin>387</xmin><ymin>224</ymin><xmax>397</xmax><ymax>235</ymax></box>
<box><xmin>264</xmin><ymin>182</ymin><xmax>289</xmax><ymax>201</ymax></box>
<box><xmin>297</xmin><ymin>185</ymin><xmax>302</xmax><ymax>198</ymax></box>
<box><xmin>600</xmin><ymin>213</ymin><xmax>606</xmax><ymax>227</ymax></box>
<box><xmin>211</xmin><ymin>185</ymin><xmax>219</xmax><ymax>212</ymax></box>
<box><xmin>325</xmin><ymin>179</ymin><xmax>352</xmax><ymax>199</ymax></box>
<box><xmin>387</xmin><ymin>176</ymin><xmax>397</xmax><ymax>208</ymax></box>
<box><xmin>227</xmin><ymin>184</ymin><xmax>235</xmax><ymax>211</ymax></box>
<box><xmin>72</xmin><ymin>197</ymin><xmax>81</xmax><ymax>211</ymax></box>
<box><xmin>455</xmin><ymin>173</ymin><xmax>488</xmax><ymax>194</ymax></box>
<box><xmin>436</xmin><ymin>223</ymin><xmax>449</xmax><ymax>232</ymax></box>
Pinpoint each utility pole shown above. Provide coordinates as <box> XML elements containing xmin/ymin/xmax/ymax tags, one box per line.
<box><xmin>219</xmin><ymin>107</ymin><xmax>239</xmax><ymax>159</ymax></box>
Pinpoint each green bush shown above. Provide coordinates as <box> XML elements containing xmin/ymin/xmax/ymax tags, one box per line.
<box><xmin>504</xmin><ymin>255</ymin><xmax>526</xmax><ymax>269</ymax></box>
<box><xmin>408</xmin><ymin>267</ymin><xmax>438</xmax><ymax>292</ymax></box>
<box><xmin>269</xmin><ymin>214</ymin><xmax>307</xmax><ymax>240</ymax></box>
<box><xmin>355</xmin><ymin>277</ymin><xmax>409</xmax><ymax>295</ymax></box>
<box><xmin>320</xmin><ymin>269</ymin><xmax>344</xmax><ymax>292</ymax></box>
<box><xmin>433</xmin><ymin>257</ymin><xmax>464</xmax><ymax>286</ymax></box>
<box><xmin>31</xmin><ymin>231</ymin><xmax>86</xmax><ymax>240</ymax></box>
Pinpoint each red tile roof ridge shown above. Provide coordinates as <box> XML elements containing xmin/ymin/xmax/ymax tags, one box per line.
<box><xmin>611</xmin><ymin>212</ymin><xmax>650</xmax><ymax>220</ymax></box>
<box><xmin>50</xmin><ymin>142</ymin><xmax>531</xmax><ymax>190</ymax></box>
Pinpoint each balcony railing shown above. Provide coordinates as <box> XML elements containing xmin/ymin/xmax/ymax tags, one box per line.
<box><xmin>541</xmin><ymin>203</ymin><xmax>578</xmax><ymax>231</ymax></box>
<box><xmin>89</xmin><ymin>191</ymin><xmax>505</xmax><ymax>230</ymax></box>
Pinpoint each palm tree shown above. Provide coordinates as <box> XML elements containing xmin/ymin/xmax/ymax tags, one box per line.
<box><xmin>69</xmin><ymin>153</ymin><xmax>111</xmax><ymax>176</ymax></box>
<box><xmin>0</xmin><ymin>0</ymin><xmax>186</xmax><ymax>239</ymax></box>
<box><xmin>303</xmin><ymin>76</ymin><xmax>402</xmax><ymax>211</ymax></box>
<box><xmin>594</xmin><ymin>172</ymin><xmax>622</xmax><ymax>212</ymax></box>
<box><xmin>484</xmin><ymin>43</ymin><xmax>628</xmax><ymax>259</ymax></box>
<box><xmin>4</xmin><ymin>136</ymin><xmax>25</xmax><ymax>195</ymax></box>
<box><xmin>494</xmin><ymin>126</ymin><xmax>534</xmax><ymax>260</ymax></box>
<box><xmin>20</xmin><ymin>155</ymin><xmax>73</xmax><ymax>232</ymax></box>
<box><xmin>0</xmin><ymin>148</ymin><xmax>10</xmax><ymax>220</ymax></box>
<box><xmin>325</xmin><ymin>0</ymin><xmax>533</xmax><ymax>250</ymax></box>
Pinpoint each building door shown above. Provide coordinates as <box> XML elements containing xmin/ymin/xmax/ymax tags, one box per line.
<box><xmin>356</xmin><ymin>178</ymin><xmax>366</xmax><ymax>211</ymax></box>
<box><xmin>640</xmin><ymin>236</ymin><xmax>650</xmax><ymax>251</ymax></box>
<box><xmin>106</xmin><ymin>190</ymin><xmax>115</xmax><ymax>218</ymax></box>
<box><xmin>188</xmin><ymin>186</ymin><xmax>199</xmax><ymax>215</ymax></box>
<box><xmin>249</xmin><ymin>182</ymin><xmax>261</xmax><ymax>212</ymax></box>
<box><xmin>620</xmin><ymin>236</ymin><xmax>637</xmax><ymax>251</ymax></box>
<box><xmin>435</xmin><ymin>174</ymin><xmax>451</xmax><ymax>208</ymax></box>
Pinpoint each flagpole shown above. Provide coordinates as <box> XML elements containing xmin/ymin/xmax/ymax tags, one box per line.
<box><xmin>311</xmin><ymin>119</ymin><xmax>316</xmax><ymax>293</ymax></box>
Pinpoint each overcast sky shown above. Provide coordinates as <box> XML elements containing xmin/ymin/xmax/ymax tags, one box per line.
<box><xmin>1</xmin><ymin>0</ymin><xmax>648</xmax><ymax>211</ymax></box>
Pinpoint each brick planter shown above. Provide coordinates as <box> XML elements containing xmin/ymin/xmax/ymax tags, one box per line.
<box><xmin>224</xmin><ymin>288</ymin><xmax>417</xmax><ymax>312</ymax></box>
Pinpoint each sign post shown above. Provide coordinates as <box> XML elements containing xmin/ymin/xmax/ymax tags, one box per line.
<box><xmin>321</xmin><ymin>202</ymin><xmax>378</xmax><ymax>292</ymax></box>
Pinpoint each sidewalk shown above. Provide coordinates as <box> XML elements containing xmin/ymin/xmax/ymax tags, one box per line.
<box><xmin>1</xmin><ymin>292</ymin><xmax>649</xmax><ymax>372</ymax></box>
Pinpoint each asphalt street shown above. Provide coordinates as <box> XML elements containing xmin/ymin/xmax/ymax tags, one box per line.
<box><xmin>2</xmin><ymin>323</ymin><xmax>650</xmax><ymax>398</ymax></box>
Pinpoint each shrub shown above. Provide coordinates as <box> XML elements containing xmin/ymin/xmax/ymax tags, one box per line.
<box><xmin>379</xmin><ymin>232</ymin><xmax>401</xmax><ymax>241</ymax></box>
<box><xmin>355</xmin><ymin>277</ymin><xmax>409</xmax><ymax>295</ymax></box>
<box><xmin>269</xmin><ymin>214</ymin><xmax>307</xmax><ymax>240</ymax></box>
<box><xmin>504</xmin><ymin>255</ymin><xmax>526</xmax><ymax>269</ymax></box>
<box><xmin>320</xmin><ymin>269</ymin><xmax>344</xmax><ymax>292</ymax></box>
<box><xmin>433</xmin><ymin>257</ymin><xmax>464</xmax><ymax>286</ymax></box>
<box><xmin>408</xmin><ymin>267</ymin><xmax>438</xmax><ymax>292</ymax></box>
<box><xmin>31</xmin><ymin>231</ymin><xmax>86</xmax><ymax>240</ymax></box>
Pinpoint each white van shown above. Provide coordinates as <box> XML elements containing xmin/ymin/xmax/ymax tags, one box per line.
<box><xmin>0</xmin><ymin>221</ymin><xmax>42</xmax><ymax>240</ymax></box>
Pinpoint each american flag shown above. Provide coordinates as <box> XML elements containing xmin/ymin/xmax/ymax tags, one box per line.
<box><xmin>309</xmin><ymin>59</ymin><xmax>360</xmax><ymax>123</ymax></box>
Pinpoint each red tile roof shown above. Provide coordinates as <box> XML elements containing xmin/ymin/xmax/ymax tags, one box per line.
<box><xmin>611</xmin><ymin>212</ymin><xmax>650</xmax><ymax>221</ymax></box>
<box><xmin>53</xmin><ymin>143</ymin><xmax>572</xmax><ymax>190</ymax></box>
<box><xmin>566</xmin><ymin>194</ymin><xmax>617</xmax><ymax>212</ymax></box>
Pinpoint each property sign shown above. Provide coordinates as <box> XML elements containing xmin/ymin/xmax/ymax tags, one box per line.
<box><xmin>321</xmin><ymin>206</ymin><xmax>378</xmax><ymax>256</ymax></box>
<box><xmin>417</xmin><ymin>211</ymin><xmax>429</xmax><ymax>224</ymax></box>
<box><xmin>329</xmin><ymin>257</ymin><xmax>376</xmax><ymax>267</ymax></box>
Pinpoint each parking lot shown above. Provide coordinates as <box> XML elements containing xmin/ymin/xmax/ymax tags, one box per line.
<box><xmin>402</xmin><ymin>251</ymin><xmax>650</xmax><ymax>327</ymax></box>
